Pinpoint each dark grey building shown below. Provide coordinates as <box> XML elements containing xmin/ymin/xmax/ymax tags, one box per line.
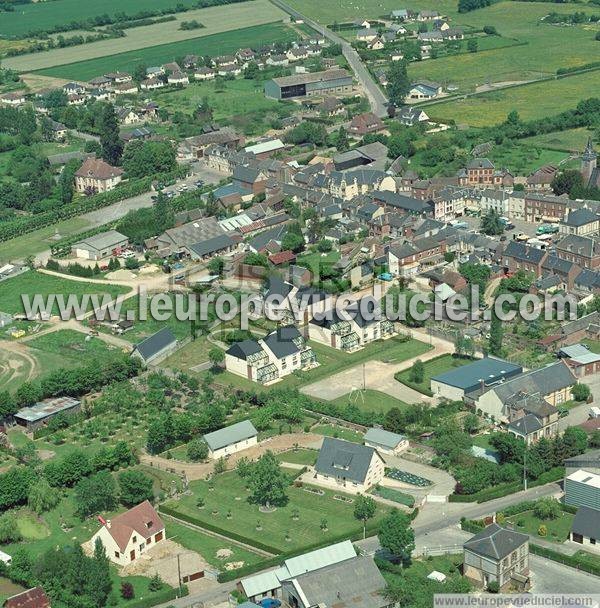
<box><xmin>264</xmin><ymin>69</ymin><xmax>352</xmax><ymax>100</ymax></box>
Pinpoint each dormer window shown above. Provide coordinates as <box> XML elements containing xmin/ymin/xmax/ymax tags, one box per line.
<box><xmin>145</xmin><ymin>520</ymin><xmax>153</xmax><ymax>529</ymax></box>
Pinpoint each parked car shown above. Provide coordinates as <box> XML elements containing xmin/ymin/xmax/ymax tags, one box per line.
<box><xmin>258</xmin><ymin>600</ymin><xmax>281</xmax><ymax>608</ymax></box>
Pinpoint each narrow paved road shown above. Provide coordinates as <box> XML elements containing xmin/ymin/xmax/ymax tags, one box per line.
<box><xmin>269</xmin><ymin>0</ymin><xmax>389</xmax><ymax>117</ymax></box>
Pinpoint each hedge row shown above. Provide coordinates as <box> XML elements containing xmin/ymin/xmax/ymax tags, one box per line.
<box><xmin>449</xmin><ymin>467</ymin><xmax>564</xmax><ymax>503</ymax></box>
<box><xmin>460</xmin><ymin>518</ymin><xmax>485</xmax><ymax>534</ymax></box>
<box><xmin>120</xmin><ymin>585</ymin><xmax>189</xmax><ymax>608</ymax></box>
<box><xmin>529</xmin><ymin>544</ymin><xmax>600</xmax><ymax>577</ymax></box>
<box><xmin>501</xmin><ymin>499</ymin><xmax>577</xmax><ymax>517</ymax></box>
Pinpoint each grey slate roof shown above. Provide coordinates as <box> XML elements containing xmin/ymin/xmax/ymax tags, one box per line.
<box><xmin>488</xmin><ymin>362</ymin><xmax>576</xmax><ymax>403</ymax></box>
<box><xmin>364</xmin><ymin>427</ymin><xmax>406</xmax><ymax>449</ymax></box>
<box><xmin>464</xmin><ymin>523</ymin><xmax>529</xmax><ymax>560</ymax></box>
<box><xmin>288</xmin><ymin>556</ymin><xmax>387</xmax><ymax>608</ymax></box>
<box><xmin>504</xmin><ymin>240</ymin><xmax>545</xmax><ymax>265</ymax></box>
<box><xmin>133</xmin><ymin>327</ymin><xmax>176</xmax><ymax>362</ymax></box>
<box><xmin>226</xmin><ymin>339</ymin><xmax>263</xmax><ymax>360</ymax></box>
<box><xmin>189</xmin><ymin>234</ymin><xmax>234</xmax><ymax>258</ymax></box>
<box><xmin>504</xmin><ymin>392</ymin><xmax>557</xmax><ymax>417</ymax></box>
<box><xmin>262</xmin><ymin>326</ymin><xmax>302</xmax><ymax>359</ymax></box>
<box><xmin>564</xmin><ymin>208</ymin><xmax>598</xmax><ymax>227</ymax></box>
<box><xmin>507</xmin><ymin>413</ymin><xmax>542</xmax><ymax>436</ymax></box>
<box><xmin>315</xmin><ymin>437</ymin><xmax>377</xmax><ymax>484</ymax></box>
<box><xmin>203</xmin><ymin>420</ymin><xmax>257</xmax><ymax>451</ymax></box>
<box><xmin>571</xmin><ymin>506</ymin><xmax>600</xmax><ymax>540</ymax></box>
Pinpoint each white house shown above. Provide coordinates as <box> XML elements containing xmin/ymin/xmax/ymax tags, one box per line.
<box><xmin>364</xmin><ymin>427</ymin><xmax>408</xmax><ymax>455</ymax></box>
<box><xmin>203</xmin><ymin>420</ymin><xmax>258</xmax><ymax>459</ymax></box>
<box><xmin>89</xmin><ymin>501</ymin><xmax>165</xmax><ymax>566</ymax></box>
<box><xmin>309</xmin><ymin>303</ymin><xmax>396</xmax><ymax>351</ymax></box>
<box><xmin>224</xmin><ymin>326</ymin><xmax>318</xmax><ymax>384</ymax></box>
<box><xmin>312</xmin><ymin>437</ymin><xmax>385</xmax><ymax>494</ymax></box>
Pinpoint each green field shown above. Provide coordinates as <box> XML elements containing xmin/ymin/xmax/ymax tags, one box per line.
<box><xmin>521</xmin><ymin>128</ymin><xmax>595</xmax><ymax>152</ymax></box>
<box><xmin>152</xmin><ymin>77</ymin><xmax>295</xmax><ymax>134</ymax></box>
<box><xmin>163</xmin><ymin>470</ymin><xmax>389</xmax><ymax>553</ymax></box>
<box><xmin>33</xmin><ymin>22</ymin><xmax>297</xmax><ymax>80</ymax></box>
<box><xmin>330</xmin><ymin>390</ymin><xmax>409</xmax><ymax>415</ymax></box>
<box><xmin>27</xmin><ymin>329</ymin><xmax>124</xmax><ymax>363</ymax></box>
<box><xmin>0</xmin><ymin>217</ymin><xmax>92</xmax><ymax>265</ymax></box>
<box><xmin>0</xmin><ymin>270</ymin><xmax>131</xmax><ymax>316</ymax></box>
<box><xmin>396</xmin><ymin>354</ymin><xmax>473</xmax><ymax>395</ymax></box>
<box><xmin>0</xmin><ymin>0</ymin><xmax>198</xmax><ymax>37</ymax></box>
<box><xmin>428</xmin><ymin>70</ymin><xmax>600</xmax><ymax>127</ymax></box>
<box><xmin>312</xmin><ymin>424</ymin><xmax>364</xmax><ymax>443</ymax></box>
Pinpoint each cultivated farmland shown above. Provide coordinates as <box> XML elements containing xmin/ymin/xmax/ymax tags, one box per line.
<box><xmin>0</xmin><ymin>0</ymin><xmax>199</xmax><ymax>37</ymax></box>
<box><xmin>31</xmin><ymin>22</ymin><xmax>297</xmax><ymax>81</ymax></box>
<box><xmin>4</xmin><ymin>0</ymin><xmax>289</xmax><ymax>73</ymax></box>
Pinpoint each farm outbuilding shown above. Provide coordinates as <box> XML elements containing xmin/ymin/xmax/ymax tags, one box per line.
<box><xmin>14</xmin><ymin>396</ymin><xmax>81</xmax><ymax>431</ymax></box>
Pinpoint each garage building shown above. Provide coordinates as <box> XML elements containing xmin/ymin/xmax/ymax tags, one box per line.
<box><xmin>72</xmin><ymin>230</ymin><xmax>129</xmax><ymax>260</ymax></box>
<box><xmin>264</xmin><ymin>69</ymin><xmax>352</xmax><ymax>100</ymax></box>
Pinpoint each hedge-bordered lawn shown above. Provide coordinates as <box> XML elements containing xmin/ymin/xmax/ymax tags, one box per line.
<box><xmin>395</xmin><ymin>354</ymin><xmax>473</xmax><ymax>396</ymax></box>
<box><xmin>505</xmin><ymin>510</ymin><xmax>574</xmax><ymax>543</ymax></box>
<box><xmin>163</xmin><ymin>470</ymin><xmax>389</xmax><ymax>553</ymax></box>
<box><xmin>275</xmin><ymin>448</ymin><xmax>318</xmax><ymax>466</ymax></box>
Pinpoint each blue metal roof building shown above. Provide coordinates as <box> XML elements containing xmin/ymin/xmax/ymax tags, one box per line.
<box><xmin>431</xmin><ymin>357</ymin><xmax>523</xmax><ymax>399</ymax></box>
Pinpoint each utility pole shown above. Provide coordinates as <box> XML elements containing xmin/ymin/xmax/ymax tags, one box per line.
<box><xmin>523</xmin><ymin>446</ymin><xmax>528</xmax><ymax>491</ymax></box>
<box><xmin>177</xmin><ymin>553</ymin><xmax>182</xmax><ymax>591</ymax></box>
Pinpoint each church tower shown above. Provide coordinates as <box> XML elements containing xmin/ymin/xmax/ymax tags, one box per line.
<box><xmin>581</xmin><ymin>137</ymin><xmax>597</xmax><ymax>185</ymax></box>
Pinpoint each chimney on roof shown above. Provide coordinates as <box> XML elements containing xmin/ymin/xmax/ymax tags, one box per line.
<box><xmin>106</xmin><ymin>519</ymin><xmax>111</xmax><ymax>529</ymax></box>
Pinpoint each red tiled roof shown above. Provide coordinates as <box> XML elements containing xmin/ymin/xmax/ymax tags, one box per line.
<box><xmin>75</xmin><ymin>158</ymin><xmax>123</xmax><ymax>180</ymax></box>
<box><xmin>268</xmin><ymin>250</ymin><xmax>296</xmax><ymax>265</ymax></box>
<box><xmin>103</xmin><ymin>500</ymin><xmax>164</xmax><ymax>552</ymax></box>
<box><xmin>5</xmin><ymin>587</ymin><xmax>50</xmax><ymax>608</ymax></box>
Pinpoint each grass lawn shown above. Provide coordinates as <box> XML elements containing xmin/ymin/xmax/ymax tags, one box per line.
<box><xmin>275</xmin><ymin>448</ymin><xmax>318</xmax><ymax>466</ymax></box>
<box><xmin>521</xmin><ymin>127</ymin><xmax>595</xmax><ymax>153</ymax></box>
<box><xmin>164</xmin><ymin>519</ymin><xmax>265</xmax><ymax>568</ymax></box>
<box><xmin>371</xmin><ymin>486</ymin><xmax>415</xmax><ymax>508</ymax></box>
<box><xmin>26</xmin><ymin>329</ymin><xmax>125</xmax><ymax>364</ymax></box>
<box><xmin>213</xmin><ymin>336</ymin><xmax>431</xmax><ymax>392</ymax></box>
<box><xmin>0</xmin><ymin>270</ymin><xmax>130</xmax><ymax>316</ymax></box>
<box><xmin>33</xmin><ymin>22</ymin><xmax>297</xmax><ymax>80</ymax></box>
<box><xmin>427</xmin><ymin>69</ymin><xmax>600</xmax><ymax>127</ymax></box>
<box><xmin>101</xmin><ymin>294</ymin><xmax>192</xmax><ymax>343</ymax></box>
<box><xmin>582</xmin><ymin>339</ymin><xmax>600</xmax><ymax>354</ymax></box>
<box><xmin>15</xmin><ymin>509</ymin><xmax>51</xmax><ymax>540</ymax></box>
<box><xmin>312</xmin><ymin>424</ymin><xmax>364</xmax><ymax>444</ymax></box>
<box><xmin>506</xmin><ymin>509</ymin><xmax>574</xmax><ymax>542</ymax></box>
<box><xmin>0</xmin><ymin>216</ymin><xmax>92</xmax><ymax>264</ymax></box>
<box><xmin>295</xmin><ymin>250</ymin><xmax>341</xmax><ymax>279</ymax></box>
<box><xmin>395</xmin><ymin>354</ymin><xmax>472</xmax><ymax>395</ymax></box>
<box><xmin>162</xmin><ymin>335</ymin><xmax>213</xmax><ymax>372</ymax></box>
<box><xmin>0</xmin><ymin>578</ymin><xmax>26</xmax><ymax>605</ymax></box>
<box><xmin>471</xmin><ymin>434</ymin><xmax>495</xmax><ymax>450</ymax></box>
<box><xmin>329</xmin><ymin>390</ymin><xmax>409</xmax><ymax>415</ymax></box>
<box><xmin>163</xmin><ymin>470</ymin><xmax>388</xmax><ymax>553</ymax></box>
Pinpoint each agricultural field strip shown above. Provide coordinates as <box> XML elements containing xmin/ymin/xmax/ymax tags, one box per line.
<box><xmin>4</xmin><ymin>0</ymin><xmax>288</xmax><ymax>72</ymax></box>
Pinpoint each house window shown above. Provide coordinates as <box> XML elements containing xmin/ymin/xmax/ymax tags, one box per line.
<box><xmin>132</xmin><ymin>536</ymin><xmax>137</xmax><ymax>543</ymax></box>
<box><xmin>114</xmin><ymin>551</ymin><xmax>120</xmax><ymax>558</ymax></box>
<box><xmin>572</xmin><ymin>533</ymin><xmax>583</xmax><ymax>543</ymax></box>
<box><xmin>591</xmin><ymin>538</ymin><xmax>596</xmax><ymax>545</ymax></box>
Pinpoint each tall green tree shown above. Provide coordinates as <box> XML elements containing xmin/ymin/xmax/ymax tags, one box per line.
<box><xmin>488</xmin><ymin>309</ymin><xmax>503</xmax><ymax>356</ymax></box>
<box><xmin>386</xmin><ymin>60</ymin><xmax>410</xmax><ymax>106</ymax></box>
<box><xmin>98</xmin><ymin>103</ymin><xmax>123</xmax><ymax>166</ymax></box>
<box><xmin>354</xmin><ymin>494</ymin><xmax>376</xmax><ymax>538</ymax></box>
<box><xmin>118</xmin><ymin>470</ymin><xmax>154</xmax><ymax>507</ymax></box>
<box><xmin>480</xmin><ymin>209</ymin><xmax>504</xmax><ymax>235</ymax></box>
<box><xmin>378</xmin><ymin>508</ymin><xmax>415</xmax><ymax>566</ymax></box>
<box><xmin>74</xmin><ymin>470</ymin><xmax>118</xmax><ymax>518</ymax></box>
<box><xmin>248</xmin><ymin>450</ymin><xmax>289</xmax><ymax>508</ymax></box>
